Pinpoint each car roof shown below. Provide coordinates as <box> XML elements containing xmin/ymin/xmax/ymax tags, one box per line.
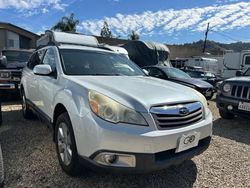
<box><xmin>41</xmin><ymin>44</ymin><xmax>117</xmax><ymax>54</ymax></box>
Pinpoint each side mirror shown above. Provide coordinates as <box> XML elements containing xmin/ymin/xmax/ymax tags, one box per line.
<box><xmin>142</xmin><ymin>69</ymin><xmax>149</xmax><ymax>76</ymax></box>
<box><xmin>33</xmin><ymin>64</ymin><xmax>52</xmax><ymax>76</ymax></box>
<box><xmin>236</xmin><ymin>70</ymin><xmax>243</xmax><ymax>77</ymax></box>
<box><xmin>0</xmin><ymin>56</ymin><xmax>7</xmax><ymax>65</ymax></box>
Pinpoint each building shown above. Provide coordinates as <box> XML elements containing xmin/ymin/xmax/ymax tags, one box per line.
<box><xmin>0</xmin><ymin>22</ymin><xmax>39</xmax><ymax>50</ymax></box>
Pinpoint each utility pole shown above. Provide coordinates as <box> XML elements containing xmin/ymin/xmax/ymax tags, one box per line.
<box><xmin>203</xmin><ymin>22</ymin><xmax>210</xmax><ymax>53</ymax></box>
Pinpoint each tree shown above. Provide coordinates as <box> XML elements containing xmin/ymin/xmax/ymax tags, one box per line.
<box><xmin>52</xmin><ymin>13</ymin><xmax>79</xmax><ymax>32</ymax></box>
<box><xmin>100</xmin><ymin>21</ymin><xmax>112</xmax><ymax>38</ymax></box>
<box><xmin>129</xmin><ymin>30</ymin><xmax>140</xmax><ymax>40</ymax></box>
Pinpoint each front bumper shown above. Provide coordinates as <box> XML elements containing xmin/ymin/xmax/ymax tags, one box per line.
<box><xmin>79</xmin><ymin>136</ymin><xmax>211</xmax><ymax>173</ymax></box>
<box><xmin>72</xmin><ymin>108</ymin><xmax>213</xmax><ymax>172</ymax></box>
<box><xmin>0</xmin><ymin>83</ymin><xmax>19</xmax><ymax>90</ymax></box>
<box><xmin>216</xmin><ymin>95</ymin><xmax>250</xmax><ymax>118</ymax></box>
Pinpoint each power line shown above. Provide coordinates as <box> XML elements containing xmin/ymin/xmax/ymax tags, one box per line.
<box><xmin>209</xmin><ymin>29</ymin><xmax>245</xmax><ymax>42</ymax></box>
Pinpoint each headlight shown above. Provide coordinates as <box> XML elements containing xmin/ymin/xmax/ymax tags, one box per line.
<box><xmin>194</xmin><ymin>90</ymin><xmax>209</xmax><ymax>116</ymax></box>
<box><xmin>223</xmin><ymin>83</ymin><xmax>231</xmax><ymax>93</ymax></box>
<box><xmin>88</xmin><ymin>91</ymin><xmax>148</xmax><ymax>126</ymax></box>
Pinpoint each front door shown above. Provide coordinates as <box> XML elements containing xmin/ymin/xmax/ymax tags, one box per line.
<box><xmin>36</xmin><ymin>47</ymin><xmax>58</xmax><ymax>118</ymax></box>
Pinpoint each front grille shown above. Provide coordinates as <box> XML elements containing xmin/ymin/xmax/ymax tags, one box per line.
<box><xmin>151</xmin><ymin>102</ymin><xmax>203</xmax><ymax>129</ymax></box>
<box><xmin>11</xmin><ymin>71</ymin><xmax>22</xmax><ymax>78</ymax></box>
<box><xmin>231</xmin><ymin>84</ymin><xmax>250</xmax><ymax>99</ymax></box>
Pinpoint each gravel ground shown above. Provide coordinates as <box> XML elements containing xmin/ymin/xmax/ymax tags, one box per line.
<box><xmin>0</xmin><ymin>99</ymin><xmax>249</xmax><ymax>188</ymax></box>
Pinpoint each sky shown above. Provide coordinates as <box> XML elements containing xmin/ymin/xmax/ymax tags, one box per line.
<box><xmin>0</xmin><ymin>0</ymin><xmax>250</xmax><ymax>44</ymax></box>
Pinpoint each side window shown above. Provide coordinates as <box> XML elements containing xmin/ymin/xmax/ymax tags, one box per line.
<box><xmin>27</xmin><ymin>49</ymin><xmax>46</xmax><ymax>70</ymax></box>
<box><xmin>27</xmin><ymin>52</ymin><xmax>39</xmax><ymax>69</ymax></box>
<box><xmin>42</xmin><ymin>48</ymin><xmax>56</xmax><ymax>71</ymax></box>
<box><xmin>147</xmin><ymin>68</ymin><xmax>165</xmax><ymax>78</ymax></box>
<box><xmin>245</xmin><ymin>56</ymin><xmax>250</xmax><ymax>65</ymax></box>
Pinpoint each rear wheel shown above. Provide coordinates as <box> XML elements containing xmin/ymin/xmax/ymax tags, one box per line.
<box><xmin>21</xmin><ymin>91</ymin><xmax>34</xmax><ymax>119</ymax></box>
<box><xmin>219</xmin><ymin>109</ymin><xmax>234</xmax><ymax>119</ymax></box>
<box><xmin>55</xmin><ymin>112</ymin><xmax>81</xmax><ymax>176</ymax></box>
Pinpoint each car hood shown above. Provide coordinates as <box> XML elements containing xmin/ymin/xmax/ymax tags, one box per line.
<box><xmin>0</xmin><ymin>62</ymin><xmax>26</xmax><ymax>69</ymax></box>
<box><xmin>171</xmin><ymin>77</ymin><xmax>213</xmax><ymax>88</ymax></box>
<box><xmin>226</xmin><ymin>76</ymin><xmax>250</xmax><ymax>83</ymax></box>
<box><xmin>68</xmin><ymin>76</ymin><xmax>203</xmax><ymax>112</ymax></box>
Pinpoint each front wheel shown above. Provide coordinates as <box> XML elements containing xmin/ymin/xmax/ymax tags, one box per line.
<box><xmin>219</xmin><ymin>109</ymin><xmax>235</xmax><ymax>119</ymax></box>
<box><xmin>55</xmin><ymin>112</ymin><xmax>81</xmax><ymax>176</ymax></box>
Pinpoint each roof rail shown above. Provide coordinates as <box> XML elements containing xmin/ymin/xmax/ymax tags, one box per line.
<box><xmin>36</xmin><ymin>30</ymin><xmax>99</xmax><ymax>49</ymax></box>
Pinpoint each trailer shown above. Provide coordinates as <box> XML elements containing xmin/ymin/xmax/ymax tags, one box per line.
<box><xmin>122</xmin><ymin>41</ymin><xmax>171</xmax><ymax>67</ymax></box>
<box><xmin>171</xmin><ymin>57</ymin><xmax>218</xmax><ymax>75</ymax></box>
<box><xmin>219</xmin><ymin>50</ymin><xmax>250</xmax><ymax>78</ymax></box>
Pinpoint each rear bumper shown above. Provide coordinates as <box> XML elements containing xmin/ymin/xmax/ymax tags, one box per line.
<box><xmin>79</xmin><ymin>136</ymin><xmax>211</xmax><ymax>173</ymax></box>
<box><xmin>216</xmin><ymin>95</ymin><xmax>250</xmax><ymax>118</ymax></box>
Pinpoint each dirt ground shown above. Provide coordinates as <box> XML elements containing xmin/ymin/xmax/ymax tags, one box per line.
<box><xmin>0</xmin><ymin>98</ymin><xmax>249</xmax><ymax>188</ymax></box>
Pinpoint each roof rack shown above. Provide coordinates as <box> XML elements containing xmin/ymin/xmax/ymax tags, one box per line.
<box><xmin>36</xmin><ymin>30</ymin><xmax>99</xmax><ymax>49</ymax></box>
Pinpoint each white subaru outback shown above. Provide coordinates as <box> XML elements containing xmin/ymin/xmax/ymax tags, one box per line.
<box><xmin>21</xmin><ymin>31</ymin><xmax>212</xmax><ymax>175</ymax></box>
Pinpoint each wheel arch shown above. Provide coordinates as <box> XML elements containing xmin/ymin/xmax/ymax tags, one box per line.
<box><xmin>53</xmin><ymin>103</ymin><xmax>68</xmax><ymax>141</ymax></box>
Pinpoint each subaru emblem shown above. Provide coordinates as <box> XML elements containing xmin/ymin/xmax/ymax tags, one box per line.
<box><xmin>179</xmin><ymin>107</ymin><xmax>189</xmax><ymax>116</ymax></box>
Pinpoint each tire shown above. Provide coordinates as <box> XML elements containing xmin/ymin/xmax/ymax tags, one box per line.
<box><xmin>55</xmin><ymin>112</ymin><xmax>81</xmax><ymax>176</ymax></box>
<box><xmin>0</xmin><ymin>145</ymin><xmax>4</xmax><ymax>188</ymax></box>
<box><xmin>219</xmin><ymin>109</ymin><xmax>234</xmax><ymax>119</ymax></box>
<box><xmin>21</xmin><ymin>91</ymin><xmax>34</xmax><ymax>119</ymax></box>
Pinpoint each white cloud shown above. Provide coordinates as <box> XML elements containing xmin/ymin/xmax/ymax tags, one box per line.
<box><xmin>0</xmin><ymin>0</ymin><xmax>67</xmax><ymax>16</ymax></box>
<box><xmin>79</xmin><ymin>2</ymin><xmax>250</xmax><ymax>37</ymax></box>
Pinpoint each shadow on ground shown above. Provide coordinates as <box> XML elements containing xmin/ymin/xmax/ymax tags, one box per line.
<box><xmin>213</xmin><ymin>117</ymin><xmax>250</xmax><ymax>145</ymax></box>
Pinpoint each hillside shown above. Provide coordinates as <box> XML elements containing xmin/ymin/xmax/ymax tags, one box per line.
<box><xmin>180</xmin><ymin>40</ymin><xmax>250</xmax><ymax>54</ymax></box>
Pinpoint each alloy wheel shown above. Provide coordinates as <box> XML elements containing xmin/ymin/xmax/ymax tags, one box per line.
<box><xmin>57</xmin><ymin>122</ymin><xmax>72</xmax><ymax>166</ymax></box>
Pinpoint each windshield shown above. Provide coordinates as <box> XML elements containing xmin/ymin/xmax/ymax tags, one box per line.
<box><xmin>60</xmin><ymin>49</ymin><xmax>145</xmax><ymax>76</ymax></box>
<box><xmin>244</xmin><ymin>68</ymin><xmax>250</xmax><ymax>76</ymax></box>
<box><xmin>2</xmin><ymin>51</ymin><xmax>32</xmax><ymax>63</ymax></box>
<box><xmin>163</xmin><ymin>68</ymin><xmax>191</xmax><ymax>79</ymax></box>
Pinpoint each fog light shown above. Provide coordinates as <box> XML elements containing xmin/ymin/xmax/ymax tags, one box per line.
<box><xmin>94</xmin><ymin>152</ymin><xmax>136</xmax><ymax>167</ymax></box>
<box><xmin>104</xmin><ymin>154</ymin><xmax>118</xmax><ymax>164</ymax></box>
<box><xmin>227</xmin><ymin>105</ymin><xmax>233</xmax><ymax>111</ymax></box>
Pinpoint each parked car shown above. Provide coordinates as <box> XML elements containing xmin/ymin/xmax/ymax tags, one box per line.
<box><xmin>0</xmin><ymin>144</ymin><xmax>4</xmax><ymax>188</ymax></box>
<box><xmin>217</xmin><ymin>68</ymin><xmax>250</xmax><ymax>119</ymax></box>
<box><xmin>0</xmin><ymin>49</ymin><xmax>33</xmax><ymax>91</ymax></box>
<box><xmin>21</xmin><ymin>31</ymin><xmax>212</xmax><ymax>175</ymax></box>
<box><xmin>184</xmin><ymin>70</ymin><xmax>221</xmax><ymax>86</ymax></box>
<box><xmin>143</xmin><ymin>66</ymin><xmax>215</xmax><ymax>100</ymax></box>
